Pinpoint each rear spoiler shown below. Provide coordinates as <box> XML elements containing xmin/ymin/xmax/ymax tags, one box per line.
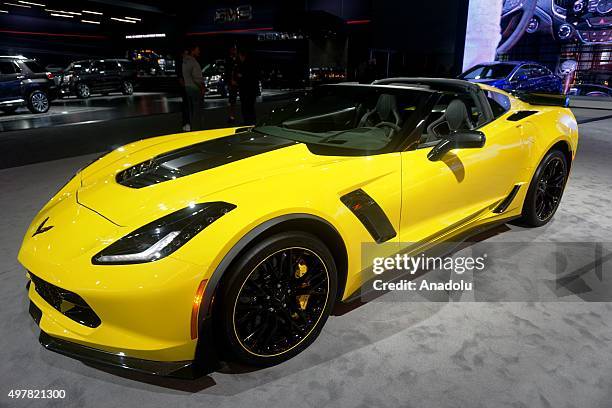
<box><xmin>512</xmin><ymin>91</ymin><xmax>570</xmax><ymax>108</ymax></box>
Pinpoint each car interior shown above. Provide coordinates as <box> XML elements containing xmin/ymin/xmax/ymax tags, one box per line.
<box><xmin>259</xmin><ymin>90</ymin><xmax>427</xmax><ymax>151</ymax></box>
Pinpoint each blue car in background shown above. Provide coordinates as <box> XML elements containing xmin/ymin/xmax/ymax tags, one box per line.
<box><xmin>459</xmin><ymin>61</ymin><xmax>563</xmax><ymax>94</ymax></box>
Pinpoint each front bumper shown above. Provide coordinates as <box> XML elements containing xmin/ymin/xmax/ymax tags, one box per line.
<box><xmin>29</xmin><ymin>299</ymin><xmax>218</xmax><ymax>378</ymax></box>
<box><xmin>30</xmin><ymin>291</ymin><xmax>196</xmax><ymax>378</ymax></box>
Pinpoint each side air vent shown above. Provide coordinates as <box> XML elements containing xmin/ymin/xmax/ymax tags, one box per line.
<box><xmin>341</xmin><ymin>189</ymin><xmax>397</xmax><ymax>243</ymax></box>
<box><xmin>507</xmin><ymin>111</ymin><xmax>538</xmax><ymax>122</ymax></box>
<box><xmin>493</xmin><ymin>185</ymin><xmax>521</xmax><ymax>214</ymax></box>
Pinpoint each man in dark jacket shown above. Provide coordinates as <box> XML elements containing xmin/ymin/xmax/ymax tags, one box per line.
<box><xmin>225</xmin><ymin>46</ymin><xmax>239</xmax><ymax>123</ymax></box>
<box><xmin>237</xmin><ymin>50</ymin><xmax>259</xmax><ymax>125</ymax></box>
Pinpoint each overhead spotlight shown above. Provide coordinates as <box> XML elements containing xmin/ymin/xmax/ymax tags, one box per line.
<box><xmin>81</xmin><ymin>19</ymin><xmax>100</xmax><ymax>24</ymax></box>
<box><xmin>50</xmin><ymin>13</ymin><xmax>73</xmax><ymax>18</ymax></box>
<box><xmin>111</xmin><ymin>17</ymin><xmax>136</xmax><ymax>23</ymax></box>
<box><xmin>4</xmin><ymin>2</ymin><xmax>31</xmax><ymax>7</ymax></box>
<box><xmin>82</xmin><ymin>10</ymin><xmax>102</xmax><ymax>15</ymax></box>
<box><xmin>18</xmin><ymin>1</ymin><xmax>45</xmax><ymax>6</ymax></box>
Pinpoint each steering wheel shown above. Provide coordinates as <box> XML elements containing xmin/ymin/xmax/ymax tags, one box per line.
<box><xmin>375</xmin><ymin>122</ymin><xmax>401</xmax><ymax>132</ymax></box>
<box><xmin>498</xmin><ymin>0</ymin><xmax>538</xmax><ymax>54</ymax></box>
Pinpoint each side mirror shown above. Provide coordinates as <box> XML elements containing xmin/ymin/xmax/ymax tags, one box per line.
<box><xmin>427</xmin><ymin>130</ymin><xmax>486</xmax><ymax>162</ymax></box>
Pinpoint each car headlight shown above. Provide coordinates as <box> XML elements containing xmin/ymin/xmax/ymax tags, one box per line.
<box><xmin>92</xmin><ymin>202</ymin><xmax>236</xmax><ymax>265</ymax></box>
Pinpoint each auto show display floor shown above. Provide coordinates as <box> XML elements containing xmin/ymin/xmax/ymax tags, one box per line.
<box><xmin>0</xmin><ymin>118</ymin><xmax>611</xmax><ymax>408</ymax></box>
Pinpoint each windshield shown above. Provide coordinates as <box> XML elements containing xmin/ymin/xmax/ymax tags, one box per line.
<box><xmin>460</xmin><ymin>64</ymin><xmax>516</xmax><ymax>80</ymax></box>
<box><xmin>66</xmin><ymin>62</ymin><xmax>88</xmax><ymax>72</ymax></box>
<box><xmin>255</xmin><ymin>85</ymin><xmax>432</xmax><ymax>153</ymax></box>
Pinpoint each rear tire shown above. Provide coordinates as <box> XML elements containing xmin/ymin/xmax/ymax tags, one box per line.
<box><xmin>215</xmin><ymin>232</ymin><xmax>337</xmax><ymax>367</ymax></box>
<box><xmin>519</xmin><ymin>149</ymin><xmax>568</xmax><ymax>227</ymax></box>
<box><xmin>27</xmin><ymin>90</ymin><xmax>49</xmax><ymax>114</ymax></box>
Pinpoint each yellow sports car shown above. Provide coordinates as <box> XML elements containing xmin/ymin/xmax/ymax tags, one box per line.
<box><xmin>19</xmin><ymin>78</ymin><xmax>578</xmax><ymax>378</ymax></box>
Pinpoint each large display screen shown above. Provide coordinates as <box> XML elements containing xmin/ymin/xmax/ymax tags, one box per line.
<box><xmin>464</xmin><ymin>0</ymin><xmax>612</xmax><ymax>98</ymax></box>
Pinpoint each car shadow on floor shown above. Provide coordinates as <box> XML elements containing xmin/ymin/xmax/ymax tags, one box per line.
<box><xmin>68</xmin><ymin>224</ymin><xmax>514</xmax><ymax>394</ymax></box>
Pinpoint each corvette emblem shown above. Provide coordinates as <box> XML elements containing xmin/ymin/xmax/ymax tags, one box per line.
<box><xmin>32</xmin><ymin>217</ymin><xmax>54</xmax><ymax>237</ymax></box>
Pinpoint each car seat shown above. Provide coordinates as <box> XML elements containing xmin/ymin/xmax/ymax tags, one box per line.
<box><xmin>423</xmin><ymin>99</ymin><xmax>473</xmax><ymax>144</ymax></box>
<box><xmin>358</xmin><ymin>94</ymin><xmax>401</xmax><ymax>128</ymax></box>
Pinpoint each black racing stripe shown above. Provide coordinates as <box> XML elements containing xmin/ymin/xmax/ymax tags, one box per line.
<box><xmin>341</xmin><ymin>189</ymin><xmax>397</xmax><ymax>244</ymax></box>
<box><xmin>116</xmin><ymin>132</ymin><xmax>296</xmax><ymax>188</ymax></box>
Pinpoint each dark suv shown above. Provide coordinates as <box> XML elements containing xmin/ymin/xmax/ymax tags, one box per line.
<box><xmin>0</xmin><ymin>56</ymin><xmax>57</xmax><ymax>114</ymax></box>
<box><xmin>60</xmin><ymin>59</ymin><xmax>136</xmax><ymax>98</ymax></box>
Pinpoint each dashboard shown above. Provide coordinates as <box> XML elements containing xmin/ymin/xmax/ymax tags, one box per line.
<box><xmin>567</xmin><ymin>0</ymin><xmax>612</xmax><ymax>43</ymax></box>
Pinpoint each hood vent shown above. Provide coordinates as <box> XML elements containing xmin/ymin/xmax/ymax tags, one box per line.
<box><xmin>116</xmin><ymin>132</ymin><xmax>295</xmax><ymax>189</ymax></box>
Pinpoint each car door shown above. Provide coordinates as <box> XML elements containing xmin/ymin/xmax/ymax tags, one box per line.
<box><xmin>0</xmin><ymin>60</ymin><xmax>23</xmax><ymax>102</ymax></box>
<box><xmin>510</xmin><ymin>65</ymin><xmax>530</xmax><ymax>91</ymax></box>
<box><xmin>87</xmin><ymin>60</ymin><xmax>105</xmax><ymax>92</ymax></box>
<box><xmin>530</xmin><ymin>65</ymin><xmax>554</xmax><ymax>93</ymax></box>
<box><xmin>398</xmin><ymin>90</ymin><xmax>529</xmax><ymax>245</ymax></box>
<box><xmin>538</xmin><ymin>66</ymin><xmax>560</xmax><ymax>93</ymax></box>
<box><xmin>102</xmin><ymin>60</ymin><xmax>121</xmax><ymax>91</ymax></box>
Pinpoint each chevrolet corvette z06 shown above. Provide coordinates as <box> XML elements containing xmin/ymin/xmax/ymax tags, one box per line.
<box><xmin>19</xmin><ymin>78</ymin><xmax>578</xmax><ymax>378</ymax></box>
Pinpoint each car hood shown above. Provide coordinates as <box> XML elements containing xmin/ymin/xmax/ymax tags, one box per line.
<box><xmin>76</xmin><ymin>128</ymin><xmax>355</xmax><ymax>226</ymax></box>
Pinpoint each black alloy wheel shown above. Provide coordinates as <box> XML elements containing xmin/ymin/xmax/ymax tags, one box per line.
<box><xmin>520</xmin><ymin>149</ymin><xmax>568</xmax><ymax>227</ymax></box>
<box><xmin>534</xmin><ymin>156</ymin><xmax>566</xmax><ymax>221</ymax></box>
<box><xmin>217</xmin><ymin>232</ymin><xmax>337</xmax><ymax>366</ymax></box>
<box><xmin>77</xmin><ymin>83</ymin><xmax>91</xmax><ymax>99</ymax></box>
<box><xmin>122</xmin><ymin>81</ymin><xmax>134</xmax><ymax>95</ymax></box>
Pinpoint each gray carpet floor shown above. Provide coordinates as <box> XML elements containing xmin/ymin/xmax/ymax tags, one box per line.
<box><xmin>0</xmin><ymin>117</ymin><xmax>611</xmax><ymax>408</ymax></box>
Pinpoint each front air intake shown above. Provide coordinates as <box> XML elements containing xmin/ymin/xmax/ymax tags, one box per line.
<box><xmin>29</xmin><ymin>273</ymin><xmax>101</xmax><ymax>328</ymax></box>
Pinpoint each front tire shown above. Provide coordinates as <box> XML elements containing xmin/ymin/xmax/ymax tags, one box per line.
<box><xmin>121</xmin><ymin>81</ymin><xmax>134</xmax><ymax>95</ymax></box>
<box><xmin>76</xmin><ymin>83</ymin><xmax>91</xmax><ymax>99</ymax></box>
<box><xmin>27</xmin><ymin>90</ymin><xmax>49</xmax><ymax>114</ymax></box>
<box><xmin>519</xmin><ymin>149</ymin><xmax>568</xmax><ymax>227</ymax></box>
<box><xmin>216</xmin><ymin>232</ymin><xmax>337</xmax><ymax>367</ymax></box>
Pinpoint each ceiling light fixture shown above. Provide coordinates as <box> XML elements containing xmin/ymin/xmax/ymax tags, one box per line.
<box><xmin>4</xmin><ymin>2</ymin><xmax>31</xmax><ymax>8</ymax></box>
<box><xmin>0</xmin><ymin>9</ymin><xmax>7</xmax><ymax>12</ymax></box>
<box><xmin>81</xmin><ymin>19</ymin><xmax>100</xmax><ymax>24</ymax></box>
<box><xmin>50</xmin><ymin>13</ymin><xmax>73</xmax><ymax>18</ymax></box>
<box><xmin>82</xmin><ymin>10</ymin><xmax>102</xmax><ymax>15</ymax></box>
<box><xmin>18</xmin><ymin>1</ymin><xmax>44</xmax><ymax>6</ymax></box>
<box><xmin>45</xmin><ymin>9</ymin><xmax>81</xmax><ymax>15</ymax></box>
<box><xmin>124</xmin><ymin>16</ymin><xmax>141</xmax><ymax>21</ymax></box>
<box><xmin>125</xmin><ymin>33</ymin><xmax>166</xmax><ymax>39</ymax></box>
<box><xmin>110</xmin><ymin>17</ymin><xmax>136</xmax><ymax>23</ymax></box>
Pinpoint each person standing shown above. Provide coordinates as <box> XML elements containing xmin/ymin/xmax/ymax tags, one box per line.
<box><xmin>237</xmin><ymin>49</ymin><xmax>259</xmax><ymax>125</ymax></box>
<box><xmin>225</xmin><ymin>46</ymin><xmax>239</xmax><ymax>124</ymax></box>
<box><xmin>182</xmin><ymin>44</ymin><xmax>205</xmax><ymax>131</ymax></box>
<box><xmin>177</xmin><ymin>47</ymin><xmax>190</xmax><ymax>131</ymax></box>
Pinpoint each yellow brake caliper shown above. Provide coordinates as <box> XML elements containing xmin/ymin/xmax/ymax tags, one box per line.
<box><xmin>294</xmin><ymin>260</ymin><xmax>310</xmax><ymax>315</ymax></box>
